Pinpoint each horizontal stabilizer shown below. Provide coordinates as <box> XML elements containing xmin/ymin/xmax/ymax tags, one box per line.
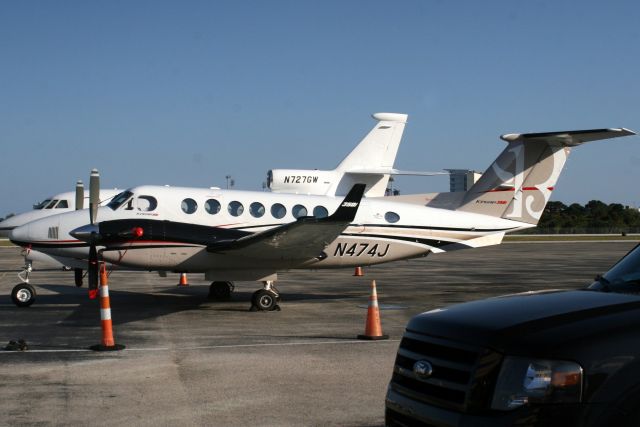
<box><xmin>346</xmin><ymin>168</ymin><xmax>449</xmax><ymax>176</ymax></box>
<box><xmin>207</xmin><ymin>184</ymin><xmax>366</xmax><ymax>261</ymax></box>
<box><xmin>501</xmin><ymin>128</ymin><xmax>636</xmax><ymax>146</ymax></box>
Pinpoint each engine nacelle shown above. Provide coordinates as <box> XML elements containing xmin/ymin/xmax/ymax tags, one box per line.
<box><xmin>267</xmin><ymin>169</ymin><xmax>338</xmax><ymax>195</ymax></box>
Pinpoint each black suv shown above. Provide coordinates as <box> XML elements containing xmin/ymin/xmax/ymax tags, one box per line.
<box><xmin>386</xmin><ymin>244</ymin><xmax>640</xmax><ymax>426</ymax></box>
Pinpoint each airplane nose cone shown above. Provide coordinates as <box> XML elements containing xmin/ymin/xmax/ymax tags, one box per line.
<box><xmin>70</xmin><ymin>224</ymin><xmax>99</xmax><ymax>242</ymax></box>
<box><xmin>9</xmin><ymin>223</ymin><xmax>30</xmax><ymax>246</ymax></box>
<box><xmin>0</xmin><ymin>218</ymin><xmax>16</xmax><ymax>238</ymax></box>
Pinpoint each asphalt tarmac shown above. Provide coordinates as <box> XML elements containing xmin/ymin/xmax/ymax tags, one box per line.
<box><xmin>0</xmin><ymin>241</ymin><xmax>636</xmax><ymax>426</ymax></box>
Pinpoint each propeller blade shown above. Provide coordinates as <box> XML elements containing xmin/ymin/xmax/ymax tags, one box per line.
<box><xmin>75</xmin><ymin>180</ymin><xmax>84</xmax><ymax>211</ymax></box>
<box><xmin>89</xmin><ymin>169</ymin><xmax>100</xmax><ymax>225</ymax></box>
<box><xmin>88</xmin><ymin>242</ymin><xmax>99</xmax><ymax>294</ymax></box>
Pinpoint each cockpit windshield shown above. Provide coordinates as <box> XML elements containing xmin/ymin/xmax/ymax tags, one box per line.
<box><xmin>45</xmin><ymin>199</ymin><xmax>59</xmax><ymax>209</ymax></box>
<box><xmin>34</xmin><ymin>199</ymin><xmax>52</xmax><ymax>210</ymax></box>
<box><xmin>107</xmin><ymin>191</ymin><xmax>134</xmax><ymax>210</ymax></box>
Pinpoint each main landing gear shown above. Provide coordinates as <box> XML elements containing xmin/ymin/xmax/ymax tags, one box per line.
<box><xmin>12</xmin><ymin>260</ymin><xmax>36</xmax><ymax>307</ymax></box>
<box><xmin>207</xmin><ymin>280</ymin><xmax>281</xmax><ymax>311</ymax></box>
<box><xmin>208</xmin><ymin>281</ymin><xmax>235</xmax><ymax>301</ymax></box>
<box><xmin>250</xmin><ymin>281</ymin><xmax>281</xmax><ymax>312</ymax></box>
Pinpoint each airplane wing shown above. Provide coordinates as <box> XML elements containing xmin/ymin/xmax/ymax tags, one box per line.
<box><xmin>207</xmin><ymin>184</ymin><xmax>366</xmax><ymax>261</ymax></box>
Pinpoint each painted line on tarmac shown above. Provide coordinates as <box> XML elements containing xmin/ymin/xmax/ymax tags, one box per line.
<box><xmin>0</xmin><ymin>339</ymin><xmax>400</xmax><ymax>355</ymax></box>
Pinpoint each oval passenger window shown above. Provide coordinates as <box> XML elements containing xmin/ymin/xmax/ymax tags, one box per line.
<box><xmin>385</xmin><ymin>211</ymin><xmax>400</xmax><ymax>223</ymax></box>
<box><xmin>205</xmin><ymin>199</ymin><xmax>221</xmax><ymax>215</ymax></box>
<box><xmin>228</xmin><ymin>201</ymin><xmax>244</xmax><ymax>217</ymax></box>
<box><xmin>181</xmin><ymin>198</ymin><xmax>198</xmax><ymax>214</ymax></box>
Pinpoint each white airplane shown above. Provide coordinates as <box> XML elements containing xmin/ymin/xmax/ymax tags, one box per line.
<box><xmin>0</xmin><ymin>184</ymin><xmax>121</xmax><ymax>284</ymax></box>
<box><xmin>0</xmin><ymin>184</ymin><xmax>120</xmax><ymax>238</ymax></box>
<box><xmin>8</xmin><ymin>121</ymin><xmax>636</xmax><ymax>311</ymax></box>
<box><xmin>4</xmin><ymin>113</ymin><xmax>421</xmax><ymax>291</ymax></box>
<box><xmin>266</xmin><ymin>112</ymin><xmax>444</xmax><ymax>197</ymax></box>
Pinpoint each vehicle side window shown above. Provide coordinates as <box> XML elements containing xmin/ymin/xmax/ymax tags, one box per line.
<box><xmin>385</xmin><ymin>212</ymin><xmax>400</xmax><ymax>223</ymax></box>
<box><xmin>250</xmin><ymin>202</ymin><xmax>265</xmax><ymax>218</ymax></box>
<box><xmin>205</xmin><ymin>199</ymin><xmax>221</xmax><ymax>215</ymax></box>
<box><xmin>137</xmin><ymin>196</ymin><xmax>157</xmax><ymax>212</ymax></box>
<box><xmin>313</xmin><ymin>206</ymin><xmax>328</xmax><ymax>218</ymax></box>
<box><xmin>181</xmin><ymin>198</ymin><xmax>198</xmax><ymax>214</ymax></box>
<box><xmin>228</xmin><ymin>201</ymin><xmax>244</xmax><ymax>217</ymax></box>
<box><xmin>292</xmin><ymin>204</ymin><xmax>308</xmax><ymax>218</ymax></box>
<box><xmin>56</xmin><ymin>200</ymin><xmax>69</xmax><ymax>209</ymax></box>
<box><xmin>45</xmin><ymin>199</ymin><xmax>58</xmax><ymax>209</ymax></box>
<box><xmin>271</xmin><ymin>203</ymin><xmax>286</xmax><ymax>219</ymax></box>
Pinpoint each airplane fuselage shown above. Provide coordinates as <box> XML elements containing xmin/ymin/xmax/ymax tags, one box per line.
<box><xmin>10</xmin><ymin>185</ymin><xmax>530</xmax><ymax>280</ymax></box>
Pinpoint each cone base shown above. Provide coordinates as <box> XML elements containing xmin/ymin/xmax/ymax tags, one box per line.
<box><xmin>357</xmin><ymin>334</ymin><xmax>389</xmax><ymax>341</ymax></box>
<box><xmin>89</xmin><ymin>344</ymin><xmax>126</xmax><ymax>352</ymax></box>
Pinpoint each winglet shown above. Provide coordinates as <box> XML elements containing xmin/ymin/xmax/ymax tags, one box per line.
<box><xmin>328</xmin><ymin>183</ymin><xmax>366</xmax><ymax>222</ymax></box>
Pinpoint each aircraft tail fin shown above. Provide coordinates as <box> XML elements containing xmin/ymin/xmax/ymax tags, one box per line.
<box><xmin>331</xmin><ymin>113</ymin><xmax>408</xmax><ymax>197</ymax></box>
<box><xmin>267</xmin><ymin>113</ymin><xmax>408</xmax><ymax>197</ymax></box>
<box><xmin>457</xmin><ymin>128</ymin><xmax>635</xmax><ymax>224</ymax></box>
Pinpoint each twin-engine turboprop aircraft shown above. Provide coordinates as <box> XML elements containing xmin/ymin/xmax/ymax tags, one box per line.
<box><xmin>8</xmin><ymin>122</ymin><xmax>636</xmax><ymax>310</ymax></box>
<box><xmin>7</xmin><ymin>113</ymin><xmax>430</xmax><ymax>291</ymax></box>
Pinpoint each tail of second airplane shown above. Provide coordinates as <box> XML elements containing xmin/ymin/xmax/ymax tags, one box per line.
<box><xmin>267</xmin><ymin>113</ymin><xmax>409</xmax><ymax>197</ymax></box>
<box><xmin>455</xmin><ymin>128</ymin><xmax>635</xmax><ymax>224</ymax></box>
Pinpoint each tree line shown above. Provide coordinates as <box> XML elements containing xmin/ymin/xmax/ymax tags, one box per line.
<box><xmin>519</xmin><ymin>200</ymin><xmax>640</xmax><ymax>234</ymax></box>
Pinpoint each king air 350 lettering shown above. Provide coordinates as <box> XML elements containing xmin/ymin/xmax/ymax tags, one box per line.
<box><xmin>284</xmin><ymin>176</ymin><xmax>319</xmax><ymax>184</ymax></box>
<box><xmin>334</xmin><ymin>242</ymin><xmax>390</xmax><ymax>258</ymax></box>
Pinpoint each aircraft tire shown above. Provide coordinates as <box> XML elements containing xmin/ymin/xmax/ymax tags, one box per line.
<box><xmin>251</xmin><ymin>289</ymin><xmax>279</xmax><ymax>311</ymax></box>
<box><xmin>11</xmin><ymin>283</ymin><xmax>37</xmax><ymax>307</ymax></box>
<box><xmin>74</xmin><ymin>268</ymin><xmax>83</xmax><ymax>287</ymax></box>
<box><xmin>208</xmin><ymin>281</ymin><xmax>232</xmax><ymax>300</ymax></box>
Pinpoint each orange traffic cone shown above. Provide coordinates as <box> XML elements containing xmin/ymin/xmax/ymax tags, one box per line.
<box><xmin>177</xmin><ymin>273</ymin><xmax>189</xmax><ymax>287</ymax></box>
<box><xmin>91</xmin><ymin>262</ymin><xmax>125</xmax><ymax>351</ymax></box>
<box><xmin>358</xmin><ymin>280</ymin><xmax>389</xmax><ymax>340</ymax></box>
<box><xmin>353</xmin><ymin>266</ymin><xmax>364</xmax><ymax>277</ymax></box>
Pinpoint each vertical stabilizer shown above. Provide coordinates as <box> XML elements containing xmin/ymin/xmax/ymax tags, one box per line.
<box><xmin>331</xmin><ymin>112</ymin><xmax>408</xmax><ymax>196</ymax></box>
<box><xmin>457</xmin><ymin>128</ymin><xmax>635</xmax><ymax>224</ymax></box>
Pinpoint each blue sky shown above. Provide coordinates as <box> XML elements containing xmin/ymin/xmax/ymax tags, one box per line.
<box><xmin>1</xmin><ymin>0</ymin><xmax>639</xmax><ymax>216</ymax></box>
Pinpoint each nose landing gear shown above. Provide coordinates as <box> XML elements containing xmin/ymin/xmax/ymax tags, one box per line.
<box><xmin>12</xmin><ymin>259</ymin><xmax>36</xmax><ymax>307</ymax></box>
<box><xmin>11</xmin><ymin>283</ymin><xmax>36</xmax><ymax>307</ymax></box>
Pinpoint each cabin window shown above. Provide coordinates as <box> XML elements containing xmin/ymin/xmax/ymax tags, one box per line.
<box><xmin>45</xmin><ymin>199</ymin><xmax>59</xmax><ymax>209</ymax></box>
<box><xmin>271</xmin><ymin>203</ymin><xmax>286</xmax><ymax>219</ymax></box>
<box><xmin>56</xmin><ymin>200</ymin><xmax>69</xmax><ymax>209</ymax></box>
<box><xmin>292</xmin><ymin>204</ymin><xmax>308</xmax><ymax>218</ymax></box>
<box><xmin>205</xmin><ymin>199</ymin><xmax>221</xmax><ymax>215</ymax></box>
<box><xmin>181</xmin><ymin>198</ymin><xmax>198</xmax><ymax>214</ymax></box>
<box><xmin>250</xmin><ymin>202</ymin><xmax>265</xmax><ymax>218</ymax></box>
<box><xmin>385</xmin><ymin>211</ymin><xmax>400</xmax><ymax>223</ymax></box>
<box><xmin>313</xmin><ymin>206</ymin><xmax>328</xmax><ymax>218</ymax></box>
<box><xmin>137</xmin><ymin>196</ymin><xmax>157</xmax><ymax>212</ymax></box>
<box><xmin>228</xmin><ymin>201</ymin><xmax>244</xmax><ymax>217</ymax></box>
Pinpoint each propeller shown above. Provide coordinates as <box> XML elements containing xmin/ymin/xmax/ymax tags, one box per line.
<box><xmin>87</xmin><ymin>169</ymin><xmax>100</xmax><ymax>295</ymax></box>
<box><xmin>75</xmin><ymin>180</ymin><xmax>84</xmax><ymax>210</ymax></box>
